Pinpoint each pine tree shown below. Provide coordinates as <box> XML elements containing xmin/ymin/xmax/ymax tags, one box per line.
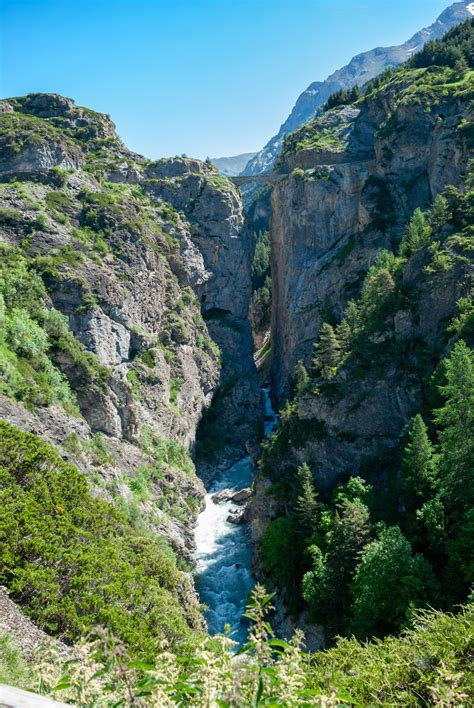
<box><xmin>337</xmin><ymin>300</ymin><xmax>360</xmax><ymax>352</ymax></box>
<box><xmin>434</xmin><ymin>340</ymin><xmax>474</xmax><ymax>513</ymax></box>
<box><xmin>312</xmin><ymin>323</ymin><xmax>341</xmax><ymax>379</ymax></box>
<box><xmin>399</xmin><ymin>208</ymin><xmax>432</xmax><ymax>257</ymax></box>
<box><xmin>303</xmin><ymin>498</ymin><xmax>371</xmax><ymax>633</ymax></box>
<box><xmin>402</xmin><ymin>414</ymin><xmax>438</xmax><ymax>513</ymax></box>
<box><xmin>430</xmin><ymin>194</ymin><xmax>451</xmax><ymax>231</ymax></box>
<box><xmin>295</xmin><ymin>463</ymin><xmax>318</xmax><ymax>534</ymax></box>
<box><xmin>294</xmin><ymin>360</ymin><xmax>309</xmax><ymax>396</ymax></box>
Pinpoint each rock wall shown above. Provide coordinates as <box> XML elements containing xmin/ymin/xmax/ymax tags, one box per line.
<box><xmin>0</xmin><ymin>93</ymin><xmax>261</xmax><ymax>562</ymax></box>
<box><xmin>270</xmin><ymin>80</ymin><xmax>472</xmax><ymax>403</ymax></box>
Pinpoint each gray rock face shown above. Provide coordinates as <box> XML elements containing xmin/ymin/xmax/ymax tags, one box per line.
<box><xmin>0</xmin><ymin>93</ymin><xmax>261</xmax><ymax>578</ymax></box>
<box><xmin>270</xmin><ymin>80</ymin><xmax>472</xmax><ymax>403</ymax></box>
<box><xmin>242</xmin><ymin>2</ymin><xmax>473</xmax><ymax>177</ymax></box>
<box><xmin>143</xmin><ymin>158</ymin><xmax>263</xmax><ymax>479</ymax></box>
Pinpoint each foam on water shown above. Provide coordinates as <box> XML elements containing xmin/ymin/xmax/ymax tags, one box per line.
<box><xmin>194</xmin><ymin>388</ymin><xmax>277</xmax><ymax>644</ymax></box>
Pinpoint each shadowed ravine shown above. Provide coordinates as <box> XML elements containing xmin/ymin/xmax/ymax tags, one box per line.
<box><xmin>194</xmin><ymin>389</ymin><xmax>277</xmax><ymax>644</ymax></box>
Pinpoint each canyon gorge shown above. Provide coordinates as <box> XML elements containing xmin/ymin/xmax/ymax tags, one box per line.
<box><xmin>0</xmin><ymin>10</ymin><xmax>473</xmax><ymax>707</ymax></box>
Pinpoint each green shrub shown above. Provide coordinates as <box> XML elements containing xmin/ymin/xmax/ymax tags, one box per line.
<box><xmin>0</xmin><ymin>421</ymin><xmax>199</xmax><ymax>656</ymax></box>
<box><xmin>45</xmin><ymin>190</ymin><xmax>74</xmax><ymax>214</ymax></box>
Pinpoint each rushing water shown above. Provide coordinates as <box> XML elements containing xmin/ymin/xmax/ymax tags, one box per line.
<box><xmin>194</xmin><ymin>388</ymin><xmax>278</xmax><ymax>644</ymax></box>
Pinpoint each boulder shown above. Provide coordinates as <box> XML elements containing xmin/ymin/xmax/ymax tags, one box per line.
<box><xmin>227</xmin><ymin>508</ymin><xmax>245</xmax><ymax>524</ymax></box>
<box><xmin>211</xmin><ymin>488</ymin><xmax>235</xmax><ymax>504</ymax></box>
<box><xmin>232</xmin><ymin>487</ymin><xmax>252</xmax><ymax>503</ymax></box>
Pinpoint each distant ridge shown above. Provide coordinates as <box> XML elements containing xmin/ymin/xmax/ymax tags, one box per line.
<box><xmin>211</xmin><ymin>152</ymin><xmax>257</xmax><ymax>177</ymax></box>
<box><xmin>242</xmin><ymin>1</ymin><xmax>474</xmax><ymax>176</ymax></box>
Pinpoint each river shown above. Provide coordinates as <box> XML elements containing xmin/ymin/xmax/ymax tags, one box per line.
<box><xmin>194</xmin><ymin>388</ymin><xmax>278</xmax><ymax>644</ymax></box>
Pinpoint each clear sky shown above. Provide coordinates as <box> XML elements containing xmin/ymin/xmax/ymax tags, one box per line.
<box><xmin>0</xmin><ymin>0</ymin><xmax>451</xmax><ymax>160</ymax></box>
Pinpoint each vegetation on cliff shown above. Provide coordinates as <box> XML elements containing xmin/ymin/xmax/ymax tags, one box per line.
<box><xmin>283</xmin><ymin>19</ymin><xmax>474</xmax><ymax>157</ymax></box>
<box><xmin>0</xmin><ymin>421</ymin><xmax>202</xmax><ymax>655</ymax></box>
<box><xmin>260</xmin><ymin>173</ymin><xmax>474</xmax><ymax>640</ymax></box>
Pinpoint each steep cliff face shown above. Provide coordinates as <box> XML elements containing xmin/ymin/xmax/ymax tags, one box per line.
<box><xmin>141</xmin><ymin>158</ymin><xmax>263</xmax><ymax>480</ymax></box>
<box><xmin>249</xmin><ymin>27</ymin><xmax>474</xmax><ymax>640</ymax></box>
<box><xmin>270</xmin><ymin>66</ymin><xmax>472</xmax><ymax>402</ymax></box>
<box><xmin>0</xmin><ymin>93</ymin><xmax>260</xmax><ymax>568</ymax></box>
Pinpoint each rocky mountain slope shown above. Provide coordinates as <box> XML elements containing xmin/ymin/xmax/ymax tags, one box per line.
<box><xmin>242</xmin><ymin>1</ymin><xmax>474</xmax><ymax>177</ymax></box>
<box><xmin>249</xmin><ymin>20</ymin><xmax>474</xmax><ymax>643</ymax></box>
<box><xmin>0</xmin><ymin>92</ymin><xmax>261</xmax><ymax>649</ymax></box>
<box><xmin>269</xmin><ymin>41</ymin><xmax>473</xmax><ymax>402</ymax></box>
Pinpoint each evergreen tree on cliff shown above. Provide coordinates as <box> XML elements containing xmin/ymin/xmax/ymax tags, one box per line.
<box><xmin>402</xmin><ymin>414</ymin><xmax>438</xmax><ymax>514</ymax></box>
<box><xmin>435</xmin><ymin>340</ymin><xmax>474</xmax><ymax>513</ymax></box>
<box><xmin>400</xmin><ymin>208</ymin><xmax>432</xmax><ymax>256</ymax></box>
<box><xmin>295</xmin><ymin>462</ymin><xmax>318</xmax><ymax>534</ymax></box>
<box><xmin>312</xmin><ymin>323</ymin><xmax>341</xmax><ymax>379</ymax></box>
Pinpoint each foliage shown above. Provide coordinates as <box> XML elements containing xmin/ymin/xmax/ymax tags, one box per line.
<box><xmin>312</xmin><ymin>323</ymin><xmax>341</xmax><ymax>379</ymax></box>
<box><xmin>285</xmin><ymin>126</ymin><xmax>344</xmax><ymax>155</ymax></box>
<box><xmin>303</xmin><ymin>499</ymin><xmax>371</xmax><ymax>634</ymax></box>
<box><xmin>295</xmin><ymin>463</ymin><xmax>319</xmax><ymax>534</ymax></box>
<box><xmin>0</xmin><ymin>110</ymin><xmax>78</xmax><ymax>159</ymax></box>
<box><xmin>262</xmin><ymin>516</ymin><xmax>299</xmax><ymax>590</ymax></box>
<box><xmin>399</xmin><ymin>208</ymin><xmax>432</xmax><ymax>256</ymax></box>
<box><xmin>0</xmin><ymin>244</ymin><xmax>110</xmax><ymax>409</ymax></box>
<box><xmin>252</xmin><ymin>230</ymin><xmax>270</xmax><ymax>290</ymax></box>
<box><xmin>401</xmin><ymin>414</ymin><xmax>438</xmax><ymax>514</ymax></box>
<box><xmin>6</xmin><ymin>586</ymin><xmax>345</xmax><ymax>707</ymax></box>
<box><xmin>307</xmin><ymin>603</ymin><xmax>473</xmax><ymax>706</ymax></box>
<box><xmin>294</xmin><ymin>360</ymin><xmax>309</xmax><ymax>396</ymax></box>
<box><xmin>0</xmin><ymin>421</ymin><xmax>200</xmax><ymax>657</ymax></box>
<box><xmin>3</xmin><ymin>591</ymin><xmax>472</xmax><ymax>706</ymax></box>
<box><xmin>251</xmin><ymin>275</ymin><xmax>272</xmax><ymax>335</ymax></box>
<box><xmin>250</xmin><ymin>230</ymin><xmax>272</xmax><ymax>336</ymax></box>
<box><xmin>351</xmin><ymin>526</ymin><xmax>438</xmax><ymax>638</ymax></box>
<box><xmin>0</xmin><ymin>246</ymin><xmax>76</xmax><ymax>409</ymax></box>
<box><xmin>323</xmin><ymin>85</ymin><xmax>361</xmax><ymax>111</ymax></box>
<box><xmin>408</xmin><ymin>19</ymin><xmax>474</xmax><ymax>71</ymax></box>
<box><xmin>0</xmin><ymin>634</ymin><xmax>29</xmax><ymax>689</ymax></box>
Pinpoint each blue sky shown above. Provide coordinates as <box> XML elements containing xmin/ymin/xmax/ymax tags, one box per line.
<box><xmin>1</xmin><ymin>0</ymin><xmax>451</xmax><ymax>159</ymax></box>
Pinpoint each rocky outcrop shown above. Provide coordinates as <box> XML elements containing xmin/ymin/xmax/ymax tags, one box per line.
<box><xmin>0</xmin><ymin>93</ymin><xmax>261</xmax><ymax>577</ymax></box>
<box><xmin>142</xmin><ymin>158</ymin><xmax>263</xmax><ymax>480</ymax></box>
<box><xmin>270</xmin><ymin>70</ymin><xmax>472</xmax><ymax>402</ymax></box>
<box><xmin>0</xmin><ymin>587</ymin><xmax>73</xmax><ymax>661</ymax></box>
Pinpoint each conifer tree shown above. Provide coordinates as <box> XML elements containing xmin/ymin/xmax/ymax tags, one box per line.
<box><xmin>337</xmin><ymin>300</ymin><xmax>360</xmax><ymax>352</ymax></box>
<box><xmin>294</xmin><ymin>360</ymin><xmax>309</xmax><ymax>396</ymax></box>
<box><xmin>434</xmin><ymin>340</ymin><xmax>474</xmax><ymax>512</ymax></box>
<box><xmin>303</xmin><ymin>499</ymin><xmax>371</xmax><ymax>632</ymax></box>
<box><xmin>399</xmin><ymin>208</ymin><xmax>432</xmax><ymax>256</ymax></box>
<box><xmin>430</xmin><ymin>194</ymin><xmax>451</xmax><ymax>231</ymax></box>
<box><xmin>402</xmin><ymin>414</ymin><xmax>438</xmax><ymax>513</ymax></box>
<box><xmin>295</xmin><ymin>462</ymin><xmax>318</xmax><ymax>534</ymax></box>
<box><xmin>312</xmin><ymin>323</ymin><xmax>341</xmax><ymax>379</ymax></box>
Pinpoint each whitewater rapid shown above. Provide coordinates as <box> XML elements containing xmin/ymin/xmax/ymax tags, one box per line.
<box><xmin>194</xmin><ymin>388</ymin><xmax>277</xmax><ymax>644</ymax></box>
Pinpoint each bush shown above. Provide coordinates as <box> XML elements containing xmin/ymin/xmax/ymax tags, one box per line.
<box><xmin>0</xmin><ymin>421</ymin><xmax>200</xmax><ymax>657</ymax></box>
